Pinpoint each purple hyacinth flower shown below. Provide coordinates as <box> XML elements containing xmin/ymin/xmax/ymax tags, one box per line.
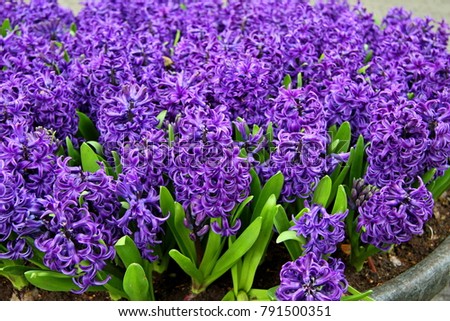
<box><xmin>357</xmin><ymin>178</ymin><xmax>434</xmax><ymax>250</ymax></box>
<box><xmin>276</xmin><ymin>252</ymin><xmax>348</xmax><ymax>301</ymax></box>
<box><xmin>291</xmin><ymin>204</ymin><xmax>348</xmax><ymax>256</ymax></box>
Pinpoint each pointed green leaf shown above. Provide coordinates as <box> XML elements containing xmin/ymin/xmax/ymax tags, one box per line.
<box><xmin>297</xmin><ymin>72</ymin><xmax>303</xmax><ymax>88</ymax></box>
<box><xmin>267</xmin><ymin>286</ymin><xmax>278</xmax><ymax>301</ymax></box>
<box><xmin>77</xmin><ymin>111</ymin><xmax>99</xmax><ymax>141</ymax></box>
<box><xmin>421</xmin><ymin>168</ymin><xmax>436</xmax><ymax>185</ymax></box>
<box><xmin>156</xmin><ymin>110</ymin><xmax>167</xmax><ymax>129</ymax></box>
<box><xmin>283</xmin><ymin>74</ymin><xmax>292</xmax><ymax>89</ymax></box>
<box><xmin>332</xmin><ymin>185</ymin><xmax>348</xmax><ymax>214</ymax></box>
<box><xmin>252</xmin><ymin>172</ymin><xmax>284</xmax><ymax>221</ymax></box>
<box><xmin>86</xmin><ymin>141</ymin><xmax>104</xmax><ymax>156</ymax></box>
<box><xmin>430</xmin><ymin>167</ymin><xmax>450</xmax><ymax>199</ymax></box>
<box><xmin>248</xmin><ymin>289</ymin><xmax>271</xmax><ymax>301</ymax></box>
<box><xmin>97</xmin><ymin>271</ymin><xmax>127</xmax><ymax>300</ymax></box>
<box><xmin>123</xmin><ymin>263</ymin><xmax>150</xmax><ymax>301</ymax></box>
<box><xmin>112</xmin><ymin>151</ymin><xmax>123</xmax><ymax>175</ymax></box>
<box><xmin>240</xmin><ymin>195</ymin><xmax>277</xmax><ymax>292</ymax></box>
<box><xmin>199</xmin><ymin>218</ymin><xmax>225</xmax><ymax>276</ymax></box>
<box><xmin>231</xmin><ymin>195</ymin><xmax>253</xmax><ymax>225</ymax></box>
<box><xmin>65</xmin><ymin>137</ymin><xmax>80</xmax><ymax>165</ymax></box>
<box><xmin>250</xmin><ymin>168</ymin><xmax>262</xmax><ymax>202</ymax></box>
<box><xmin>222</xmin><ymin>290</ymin><xmax>236</xmax><ymax>301</ymax></box>
<box><xmin>160</xmin><ymin>187</ymin><xmax>197</xmax><ymax>262</ymax></box>
<box><xmin>115</xmin><ymin>236</ymin><xmax>143</xmax><ymax>268</ymax></box>
<box><xmin>349</xmin><ymin>135</ymin><xmax>365</xmax><ymax>186</ymax></box>
<box><xmin>169</xmin><ymin>250</ymin><xmax>204</xmax><ymax>283</ymax></box>
<box><xmin>266</xmin><ymin>122</ymin><xmax>274</xmax><ymax>142</ymax></box>
<box><xmin>80</xmin><ymin>142</ymin><xmax>101</xmax><ymax>173</ymax></box>
<box><xmin>204</xmin><ymin>217</ymin><xmax>262</xmax><ymax>288</ymax></box>
<box><xmin>25</xmin><ymin>270</ymin><xmax>80</xmax><ymax>292</ymax></box>
<box><xmin>69</xmin><ymin>22</ymin><xmax>77</xmax><ymax>36</ymax></box>
<box><xmin>168</xmin><ymin>123</ymin><xmax>175</xmax><ymax>146</ymax></box>
<box><xmin>312</xmin><ymin>175</ymin><xmax>332</xmax><ymax>206</ymax></box>
<box><xmin>327</xmin><ymin>165</ymin><xmax>350</xmax><ymax>208</ymax></box>
<box><xmin>0</xmin><ymin>19</ymin><xmax>11</xmax><ymax>37</ymax></box>
<box><xmin>273</xmin><ymin>206</ymin><xmax>301</xmax><ymax>260</ymax></box>
<box><xmin>333</xmin><ymin>121</ymin><xmax>351</xmax><ymax>153</ymax></box>
<box><xmin>173</xmin><ymin>29</ymin><xmax>181</xmax><ymax>46</ymax></box>
<box><xmin>276</xmin><ymin>230</ymin><xmax>305</xmax><ymax>244</ymax></box>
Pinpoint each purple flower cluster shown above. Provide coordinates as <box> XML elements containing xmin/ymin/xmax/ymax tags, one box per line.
<box><xmin>1</xmin><ymin>0</ymin><xmax>449</xmax><ymax>298</ymax></box>
<box><xmin>276</xmin><ymin>252</ymin><xmax>348</xmax><ymax>301</ymax></box>
<box><xmin>357</xmin><ymin>179</ymin><xmax>434</xmax><ymax>250</ymax></box>
<box><xmin>170</xmin><ymin>106</ymin><xmax>251</xmax><ymax>237</ymax></box>
<box><xmin>291</xmin><ymin>204</ymin><xmax>348</xmax><ymax>257</ymax></box>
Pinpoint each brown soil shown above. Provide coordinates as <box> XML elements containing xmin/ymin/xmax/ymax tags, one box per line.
<box><xmin>1</xmin><ymin>193</ymin><xmax>449</xmax><ymax>301</ymax></box>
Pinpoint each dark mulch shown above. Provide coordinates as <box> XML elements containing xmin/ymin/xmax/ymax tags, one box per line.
<box><xmin>1</xmin><ymin>193</ymin><xmax>449</xmax><ymax>301</ymax></box>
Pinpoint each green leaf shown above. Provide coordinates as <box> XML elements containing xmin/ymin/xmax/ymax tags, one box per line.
<box><xmin>115</xmin><ymin>236</ymin><xmax>143</xmax><ymax>268</ymax></box>
<box><xmin>363</xmin><ymin>49</ymin><xmax>373</xmax><ymax>64</ymax></box>
<box><xmin>248</xmin><ymin>289</ymin><xmax>271</xmax><ymax>301</ymax></box>
<box><xmin>266</xmin><ymin>122</ymin><xmax>274</xmax><ymax>142</ymax></box>
<box><xmin>283</xmin><ymin>74</ymin><xmax>292</xmax><ymax>89</ymax></box>
<box><xmin>421</xmin><ymin>168</ymin><xmax>436</xmax><ymax>185</ymax></box>
<box><xmin>170</xmin><ymin>203</ymin><xmax>197</xmax><ymax>262</ymax></box>
<box><xmin>97</xmin><ymin>271</ymin><xmax>127</xmax><ymax>300</ymax></box>
<box><xmin>123</xmin><ymin>263</ymin><xmax>150</xmax><ymax>301</ymax></box>
<box><xmin>349</xmin><ymin>135</ymin><xmax>365</xmax><ymax>186</ymax></box>
<box><xmin>267</xmin><ymin>286</ymin><xmax>278</xmax><ymax>301</ymax></box>
<box><xmin>0</xmin><ymin>19</ymin><xmax>11</xmax><ymax>37</ymax></box>
<box><xmin>273</xmin><ymin>206</ymin><xmax>301</xmax><ymax>260</ymax></box>
<box><xmin>112</xmin><ymin>151</ymin><xmax>123</xmax><ymax>175</ymax></box>
<box><xmin>312</xmin><ymin>175</ymin><xmax>332</xmax><ymax>206</ymax></box>
<box><xmin>199</xmin><ymin>218</ymin><xmax>225</xmax><ymax>276</ymax></box>
<box><xmin>332</xmin><ymin>185</ymin><xmax>348</xmax><ymax>214</ymax></box>
<box><xmin>297</xmin><ymin>72</ymin><xmax>303</xmax><ymax>88</ymax></box>
<box><xmin>156</xmin><ymin>110</ymin><xmax>167</xmax><ymax>129</ymax></box>
<box><xmin>169</xmin><ymin>250</ymin><xmax>204</xmax><ymax>283</ymax></box>
<box><xmin>65</xmin><ymin>137</ymin><xmax>80</xmax><ymax>165</ymax></box>
<box><xmin>240</xmin><ymin>195</ymin><xmax>277</xmax><ymax>292</ymax></box>
<box><xmin>173</xmin><ymin>29</ymin><xmax>181</xmax><ymax>46</ymax></box>
<box><xmin>80</xmin><ymin>142</ymin><xmax>101</xmax><ymax>173</ymax></box>
<box><xmin>86</xmin><ymin>141</ymin><xmax>104</xmax><ymax>155</ymax></box>
<box><xmin>0</xmin><ymin>265</ymin><xmax>33</xmax><ymax>276</ymax></box>
<box><xmin>357</xmin><ymin>64</ymin><xmax>370</xmax><ymax>74</ymax></box>
<box><xmin>276</xmin><ymin>230</ymin><xmax>305</xmax><ymax>244</ymax></box>
<box><xmin>251</xmin><ymin>172</ymin><xmax>284</xmax><ymax>221</ymax></box>
<box><xmin>25</xmin><ymin>270</ymin><xmax>80</xmax><ymax>292</ymax></box>
<box><xmin>333</xmin><ymin>121</ymin><xmax>351</xmax><ymax>153</ymax></box>
<box><xmin>161</xmin><ymin>188</ymin><xmax>196</xmax><ymax>262</ymax></box>
<box><xmin>231</xmin><ymin>195</ymin><xmax>253</xmax><ymax>225</ymax></box>
<box><xmin>249</xmin><ymin>168</ymin><xmax>262</xmax><ymax>202</ymax></box>
<box><xmin>204</xmin><ymin>217</ymin><xmax>262</xmax><ymax>288</ymax></box>
<box><xmin>430</xmin><ymin>167</ymin><xmax>450</xmax><ymax>199</ymax></box>
<box><xmin>63</xmin><ymin>50</ymin><xmax>70</xmax><ymax>62</ymax></box>
<box><xmin>328</xmin><ymin>165</ymin><xmax>350</xmax><ymax>208</ymax></box>
<box><xmin>70</xmin><ymin>23</ymin><xmax>77</xmax><ymax>36</ymax></box>
<box><xmin>77</xmin><ymin>111</ymin><xmax>99</xmax><ymax>141</ymax></box>
<box><xmin>168</xmin><ymin>123</ymin><xmax>175</xmax><ymax>146</ymax></box>
<box><xmin>222</xmin><ymin>290</ymin><xmax>236</xmax><ymax>301</ymax></box>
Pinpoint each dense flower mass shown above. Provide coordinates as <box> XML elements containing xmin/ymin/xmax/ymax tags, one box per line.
<box><xmin>357</xmin><ymin>179</ymin><xmax>434</xmax><ymax>250</ymax></box>
<box><xmin>0</xmin><ymin>0</ymin><xmax>448</xmax><ymax>299</ymax></box>
<box><xmin>291</xmin><ymin>204</ymin><xmax>347</xmax><ymax>256</ymax></box>
<box><xmin>276</xmin><ymin>252</ymin><xmax>348</xmax><ymax>301</ymax></box>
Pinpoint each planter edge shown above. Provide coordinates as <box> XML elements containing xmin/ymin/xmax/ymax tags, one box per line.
<box><xmin>371</xmin><ymin>235</ymin><xmax>450</xmax><ymax>301</ymax></box>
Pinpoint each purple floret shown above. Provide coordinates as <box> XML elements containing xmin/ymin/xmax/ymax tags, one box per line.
<box><xmin>276</xmin><ymin>252</ymin><xmax>348</xmax><ymax>301</ymax></box>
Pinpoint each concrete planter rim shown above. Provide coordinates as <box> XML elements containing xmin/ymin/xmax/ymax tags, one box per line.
<box><xmin>370</xmin><ymin>235</ymin><xmax>450</xmax><ymax>301</ymax></box>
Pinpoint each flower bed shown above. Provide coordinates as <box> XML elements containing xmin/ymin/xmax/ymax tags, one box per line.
<box><xmin>0</xmin><ymin>0</ymin><xmax>449</xmax><ymax>301</ymax></box>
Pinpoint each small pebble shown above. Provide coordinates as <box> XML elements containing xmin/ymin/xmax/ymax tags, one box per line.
<box><xmin>389</xmin><ymin>255</ymin><xmax>402</xmax><ymax>267</ymax></box>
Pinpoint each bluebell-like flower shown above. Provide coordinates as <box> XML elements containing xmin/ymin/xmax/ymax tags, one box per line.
<box><xmin>276</xmin><ymin>252</ymin><xmax>348</xmax><ymax>301</ymax></box>
<box><xmin>291</xmin><ymin>204</ymin><xmax>348</xmax><ymax>256</ymax></box>
<box><xmin>365</xmin><ymin>98</ymin><xmax>430</xmax><ymax>187</ymax></box>
<box><xmin>170</xmin><ymin>106</ymin><xmax>251</xmax><ymax>237</ymax></box>
<box><xmin>357</xmin><ymin>179</ymin><xmax>434</xmax><ymax>250</ymax></box>
<box><xmin>259</xmin><ymin>130</ymin><xmax>327</xmax><ymax>202</ymax></box>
